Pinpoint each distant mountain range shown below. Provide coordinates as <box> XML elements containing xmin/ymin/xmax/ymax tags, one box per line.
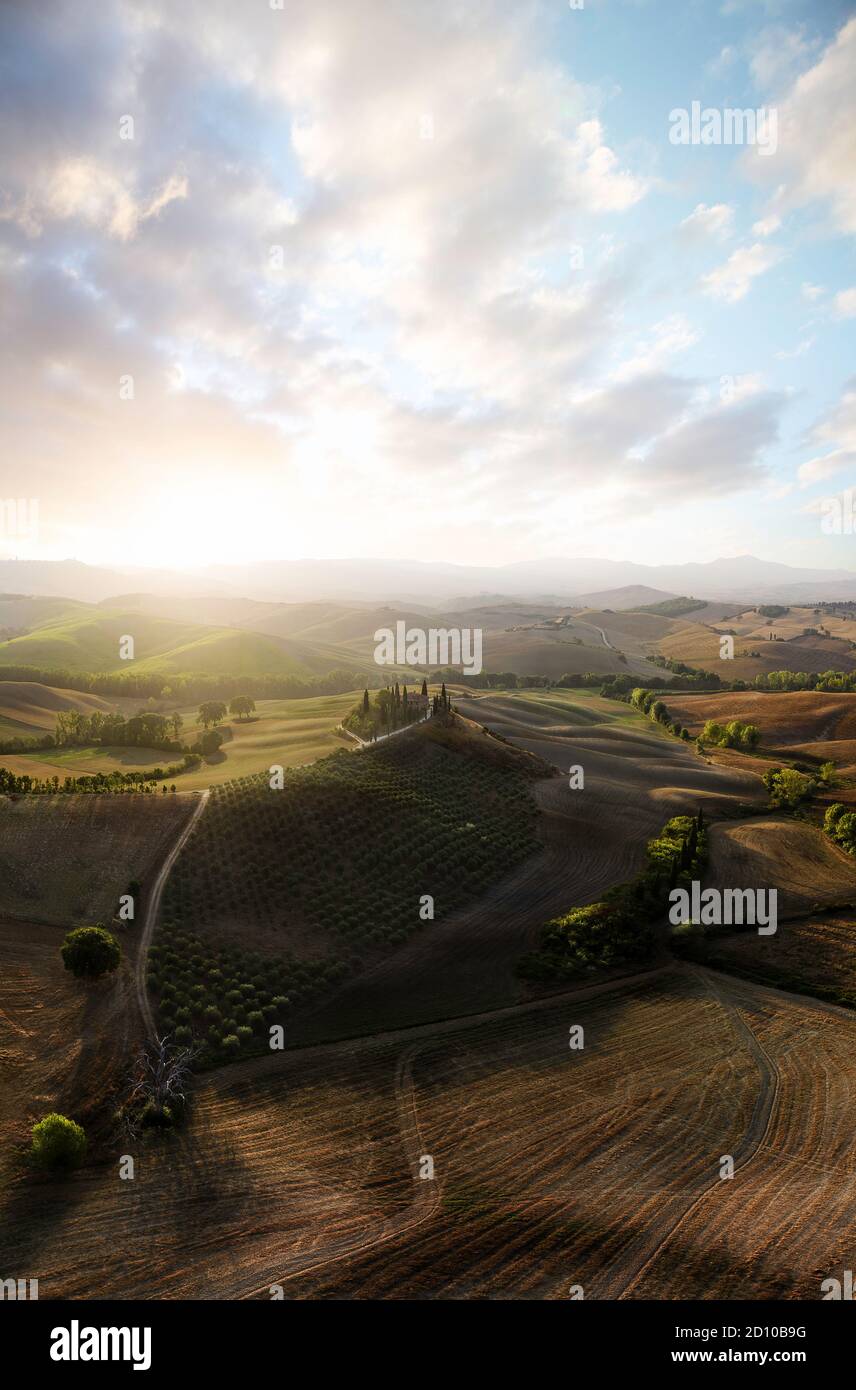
<box><xmin>1</xmin><ymin>554</ymin><xmax>855</xmax><ymax>606</ymax></box>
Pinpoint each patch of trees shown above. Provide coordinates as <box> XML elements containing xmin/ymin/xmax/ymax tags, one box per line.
<box><xmin>761</xmin><ymin>764</ymin><xmax>831</xmax><ymax>811</ymax></box>
<box><xmin>518</xmin><ymin>811</ymin><xmax>708</xmax><ymax>980</ymax></box>
<box><xmin>627</xmin><ymin>687</ymin><xmax>692</xmax><ymax>740</ymax></box>
<box><xmin>699</xmin><ymin>718</ymin><xmax>760</xmax><ymax>750</ymax></box>
<box><xmin>632</xmin><ymin>596</ymin><xmax>707</xmax><ymax>617</ymax></box>
<box><xmin>344</xmin><ymin>681</ymin><xmax>433</xmax><ymax>739</ymax></box>
<box><xmin>0</xmin><ymin>760</ymin><xmax>194</xmax><ymax>795</ymax></box>
<box><xmin>55</xmin><ymin>708</ymin><xmax>183</xmax><ymax>750</ymax></box>
<box><xmin>0</xmin><ymin>665</ymin><xmax>375</xmax><ymax>703</ymax></box>
<box><xmin>824</xmin><ymin>802</ymin><xmax>856</xmax><ymax>854</ymax></box>
<box><xmin>757</xmin><ymin>604</ymin><xmax>789</xmax><ymax>617</ymax></box>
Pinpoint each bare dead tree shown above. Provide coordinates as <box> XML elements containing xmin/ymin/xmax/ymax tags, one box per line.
<box><xmin>124</xmin><ymin>1034</ymin><xmax>199</xmax><ymax>1136</ymax></box>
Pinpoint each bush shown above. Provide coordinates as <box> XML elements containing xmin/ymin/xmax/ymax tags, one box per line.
<box><xmin>60</xmin><ymin>926</ymin><xmax>121</xmax><ymax>980</ymax></box>
<box><xmin>31</xmin><ymin>1113</ymin><xmax>87</xmax><ymax>1170</ymax></box>
<box><xmin>222</xmin><ymin>1034</ymin><xmax>240</xmax><ymax>1053</ymax></box>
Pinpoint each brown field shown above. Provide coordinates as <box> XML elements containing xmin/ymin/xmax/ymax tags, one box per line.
<box><xmin>1</xmin><ymin>966</ymin><xmax>853</xmax><ymax>1299</ymax></box>
<box><xmin>687</xmin><ymin>909</ymin><xmax>856</xmax><ymax>1005</ymax></box>
<box><xmin>704</xmin><ymin>817</ymin><xmax>856</xmax><ymax>917</ymax></box>
<box><xmin>657</xmin><ymin>617</ymin><xmax>856</xmax><ymax>680</ymax></box>
<box><xmin>0</xmin><ymin>792</ymin><xmax>196</xmax><ymax>926</ymax></box>
<box><xmin>1</xmin><ymin>686</ymin><xmax>854</xmax><ymax>1301</ymax></box>
<box><xmin>666</xmin><ymin>690</ymin><xmax>856</xmax><ymax>767</ymax></box>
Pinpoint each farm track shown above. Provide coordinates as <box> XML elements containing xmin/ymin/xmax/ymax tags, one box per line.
<box><xmin>603</xmin><ymin>965</ymin><xmax>780</xmax><ymax>1300</ymax></box>
<box><xmin>135</xmin><ymin>791</ymin><xmax>209</xmax><ymax>1039</ymax></box>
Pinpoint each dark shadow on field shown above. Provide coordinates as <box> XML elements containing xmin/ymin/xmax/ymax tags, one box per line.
<box><xmin>290</xmin><ymin>696</ymin><xmax>764</xmax><ymax>1044</ymax></box>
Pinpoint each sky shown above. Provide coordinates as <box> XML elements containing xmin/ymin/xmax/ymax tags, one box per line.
<box><xmin>0</xmin><ymin>0</ymin><xmax>855</xmax><ymax>575</ymax></box>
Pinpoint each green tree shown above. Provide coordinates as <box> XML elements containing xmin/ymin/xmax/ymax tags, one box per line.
<box><xmin>229</xmin><ymin>695</ymin><xmax>256</xmax><ymax>720</ymax></box>
<box><xmin>60</xmin><ymin>925</ymin><xmax>121</xmax><ymax>980</ymax></box>
<box><xmin>31</xmin><ymin>1113</ymin><xmax>87</xmax><ymax>1170</ymax></box>
<box><xmin>198</xmin><ymin>701</ymin><xmax>227</xmax><ymax>729</ymax></box>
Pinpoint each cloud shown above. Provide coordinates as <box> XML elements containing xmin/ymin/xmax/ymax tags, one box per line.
<box><xmin>798</xmin><ymin>380</ymin><xmax>856</xmax><ymax>488</ymax></box>
<box><xmin>701</xmin><ymin>241</ymin><xmax>783</xmax><ymax>303</ymax></box>
<box><xmin>833</xmin><ymin>288</ymin><xmax>856</xmax><ymax>319</ymax></box>
<box><xmin>0</xmin><ymin>0</ymin><xmax>801</xmax><ymax>563</ymax></box>
<box><xmin>746</xmin><ymin>16</ymin><xmax>856</xmax><ymax>236</ymax></box>
<box><xmin>752</xmin><ymin>214</ymin><xmax>780</xmax><ymax>237</ymax></box>
<box><xmin>679</xmin><ymin>203</ymin><xmax>735</xmax><ymax>242</ymax></box>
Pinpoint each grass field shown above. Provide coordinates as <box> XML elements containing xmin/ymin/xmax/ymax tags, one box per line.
<box><xmin>0</xmin><ymin>690</ymin><xmax>362</xmax><ymax>788</ymax></box>
<box><xmin>0</xmin><ymin>607</ymin><xmax>357</xmax><ymax>678</ymax></box>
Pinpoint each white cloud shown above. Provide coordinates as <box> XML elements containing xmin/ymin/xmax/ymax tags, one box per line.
<box><xmin>747</xmin><ymin>17</ymin><xmax>856</xmax><ymax>236</ymax></box>
<box><xmin>752</xmin><ymin>214</ymin><xmax>780</xmax><ymax>237</ymax></box>
<box><xmin>833</xmin><ymin>288</ymin><xmax>856</xmax><ymax>319</ymax></box>
<box><xmin>801</xmin><ymin>282</ymin><xmax>825</xmax><ymax>302</ymax></box>
<box><xmin>798</xmin><ymin>381</ymin><xmax>856</xmax><ymax>488</ymax></box>
<box><xmin>701</xmin><ymin>241</ymin><xmax>783</xmax><ymax>303</ymax></box>
<box><xmin>679</xmin><ymin>203</ymin><xmax>734</xmax><ymax>242</ymax></box>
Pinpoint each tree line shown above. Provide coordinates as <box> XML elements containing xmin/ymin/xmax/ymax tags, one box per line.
<box><xmin>0</xmin><ymin>664</ymin><xmax>373</xmax><ymax>702</ymax></box>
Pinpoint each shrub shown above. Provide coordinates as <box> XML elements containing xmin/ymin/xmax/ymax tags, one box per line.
<box><xmin>60</xmin><ymin>926</ymin><xmax>121</xmax><ymax>980</ymax></box>
<box><xmin>222</xmin><ymin>1034</ymin><xmax>240</xmax><ymax>1053</ymax></box>
<box><xmin>31</xmin><ymin>1113</ymin><xmax>87</xmax><ymax>1170</ymax></box>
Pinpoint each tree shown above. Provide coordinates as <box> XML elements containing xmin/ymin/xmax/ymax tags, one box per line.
<box><xmin>124</xmin><ymin>1035</ymin><xmax>197</xmax><ymax>1133</ymax></box>
<box><xmin>363</xmin><ymin>688</ymin><xmax>370</xmax><ymax>714</ymax></box>
<box><xmin>194</xmin><ymin>728</ymin><xmax>223</xmax><ymax>756</ymax></box>
<box><xmin>170</xmin><ymin>712</ymin><xmax>183</xmax><ymax>740</ymax></box>
<box><xmin>31</xmin><ymin>1113</ymin><xmax>87</xmax><ymax>1170</ymax></box>
<box><xmin>421</xmin><ymin>678</ymin><xmax>428</xmax><ymax>698</ymax></box>
<box><xmin>198</xmin><ymin>701</ymin><xmax>227</xmax><ymax>729</ymax></box>
<box><xmin>229</xmin><ymin>695</ymin><xmax>256</xmax><ymax>721</ymax></box>
<box><xmin>61</xmin><ymin>925</ymin><xmax>120</xmax><ymax>980</ymax></box>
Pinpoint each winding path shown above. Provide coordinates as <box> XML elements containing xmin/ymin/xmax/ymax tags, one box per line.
<box><xmin>135</xmin><ymin>790</ymin><xmax>209</xmax><ymax>1040</ymax></box>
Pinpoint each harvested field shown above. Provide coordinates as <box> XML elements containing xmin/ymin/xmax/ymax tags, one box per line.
<box><xmin>4</xmin><ymin>968</ymin><xmax>850</xmax><ymax>1299</ymax></box>
<box><xmin>0</xmin><ymin>916</ymin><xmax>138</xmax><ymax>1190</ymax></box>
<box><xmin>666</xmin><ymin>691</ymin><xmax>856</xmax><ymax>753</ymax></box>
<box><xmin>685</xmin><ymin>908</ymin><xmax>856</xmax><ymax>1005</ymax></box>
<box><xmin>704</xmin><ymin>817</ymin><xmax>856</xmax><ymax>919</ymax></box>
<box><xmin>0</xmin><ymin>792</ymin><xmax>196</xmax><ymax>926</ymax></box>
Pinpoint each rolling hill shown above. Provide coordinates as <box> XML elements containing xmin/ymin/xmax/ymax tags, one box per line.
<box><xmin>0</xmin><ymin>606</ymin><xmax>364</xmax><ymax>679</ymax></box>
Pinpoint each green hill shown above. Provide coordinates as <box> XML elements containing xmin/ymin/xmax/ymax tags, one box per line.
<box><xmin>0</xmin><ymin>607</ymin><xmax>358</xmax><ymax>679</ymax></box>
